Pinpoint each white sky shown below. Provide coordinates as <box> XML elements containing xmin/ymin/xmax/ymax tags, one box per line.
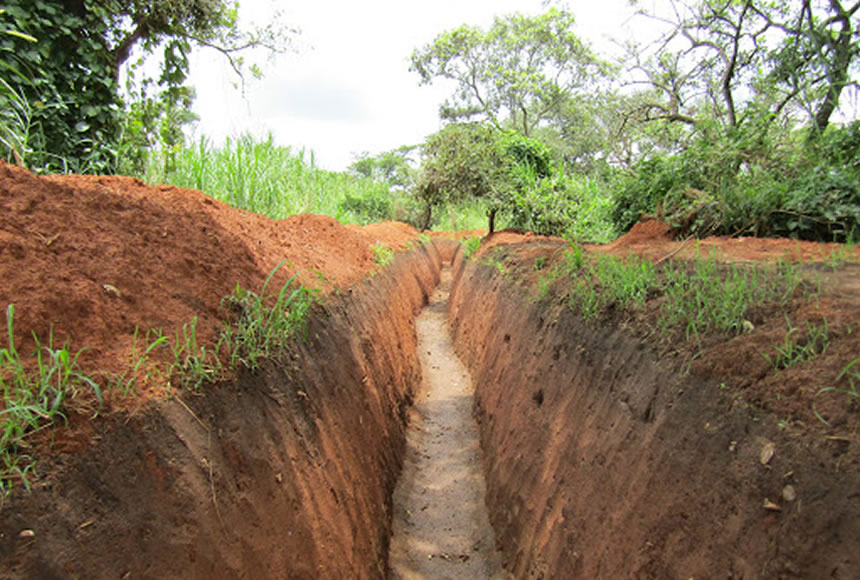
<box><xmin>186</xmin><ymin>0</ymin><xmax>648</xmax><ymax>171</ymax></box>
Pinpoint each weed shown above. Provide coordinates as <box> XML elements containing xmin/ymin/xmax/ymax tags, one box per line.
<box><xmin>537</xmin><ymin>266</ymin><xmax>561</xmax><ymax>300</ymax></box>
<box><xmin>659</xmin><ymin>254</ymin><xmax>806</xmax><ymax>338</ymax></box>
<box><xmin>136</xmin><ymin>134</ymin><xmax>394</xmax><ymax>224</ymax></box>
<box><xmin>534</xmin><ymin>256</ymin><xmax>547</xmax><ymax>271</ymax></box>
<box><xmin>461</xmin><ymin>236</ymin><xmax>482</xmax><ymax>259</ymax></box>
<box><xmin>763</xmin><ymin>317</ymin><xmax>830</xmax><ymax>370</ymax></box>
<box><xmin>481</xmin><ymin>249</ymin><xmax>508</xmax><ymax>276</ymax></box>
<box><xmin>562</xmin><ymin>243</ymin><xmax>586</xmax><ymax>273</ymax></box>
<box><xmin>220</xmin><ymin>261</ymin><xmax>318</xmax><ymax>370</ymax></box>
<box><xmin>371</xmin><ymin>242</ymin><xmax>394</xmax><ymax>268</ymax></box>
<box><xmin>827</xmin><ymin>241</ymin><xmax>858</xmax><ymax>270</ymax></box>
<box><xmin>107</xmin><ymin>328</ymin><xmax>168</xmax><ymax>397</ymax></box>
<box><xmin>814</xmin><ymin>357</ymin><xmax>860</xmax><ymax>425</ymax></box>
<box><xmin>417</xmin><ymin>232</ymin><xmax>432</xmax><ymax>245</ymax></box>
<box><xmin>570</xmin><ymin>277</ymin><xmax>601</xmax><ymax>320</ymax></box>
<box><xmin>565</xmin><ymin>253</ymin><xmax>657</xmax><ymax>319</ymax></box>
<box><xmin>166</xmin><ymin>317</ymin><xmax>224</xmax><ymax>390</ymax></box>
<box><xmin>0</xmin><ymin>305</ymin><xmax>101</xmax><ymax>496</ymax></box>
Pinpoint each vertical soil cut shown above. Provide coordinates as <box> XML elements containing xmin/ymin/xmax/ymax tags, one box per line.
<box><xmin>388</xmin><ymin>266</ymin><xmax>507</xmax><ymax>580</ymax></box>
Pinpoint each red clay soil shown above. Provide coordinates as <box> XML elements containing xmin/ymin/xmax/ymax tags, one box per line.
<box><xmin>0</xmin><ymin>161</ymin><xmax>417</xmax><ymax>394</ymax></box>
<box><xmin>451</xmin><ymin>230</ymin><xmax>860</xmax><ymax>578</ymax></box>
<box><xmin>0</xmin><ymin>162</ymin><xmax>438</xmax><ymax>578</ymax></box>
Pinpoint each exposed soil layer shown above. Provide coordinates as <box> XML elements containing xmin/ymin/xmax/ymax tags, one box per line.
<box><xmin>0</xmin><ymin>162</ymin><xmax>443</xmax><ymax>578</ymax></box>
<box><xmin>3</xmin><ymin>160</ymin><xmax>859</xmax><ymax>578</ymax></box>
<box><xmin>449</xmin><ymin>236</ymin><xmax>860</xmax><ymax>578</ymax></box>
<box><xmin>0</xmin><ymin>161</ymin><xmax>417</xmax><ymax>388</ymax></box>
<box><xmin>389</xmin><ymin>266</ymin><xmax>506</xmax><ymax>579</ymax></box>
<box><xmin>0</xmin><ymin>245</ymin><xmax>441</xmax><ymax>579</ymax></box>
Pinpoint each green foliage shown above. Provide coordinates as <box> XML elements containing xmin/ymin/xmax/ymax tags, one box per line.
<box><xmin>1</xmin><ymin>0</ymin><xmax>122</xmax><ymax>172</ymax></box>
<box><xmin>411</xmin><ymin>8</ymin><xmax>608</xmax><ymax>136</ymax></box>
<box><xmin>1</xmin><ymin>0</ymin><xmax>293</xmax><ymax>174</ymax></box>
<box><xmin>139</xmin><ymin>134</ymin><xmax>395</xmax><ymax>223</ymax></box>
<box><xmin>763</xmin><ymin>318</ymin><xmax>831</xmax><ymax>371</ymax></box>
<box><xmin>1</xmin><ymin>305</ymin><xmax>103</xmax><ymax>496</ymax></box>
<box><xmin>814</xmin><ymin>357</ymin><xmax>860</xmax><ymax>426</ymax></box>
<box><xmin>165</xmin><ymin>317</ymin><xmax>224</xmax><ymax>391</ymax></box>
<box><xmin>371</xmin><ymin>242</ymin><xmax>394</xmax><ymax>268</ymax></box>
<box><xmin>507</xmin><ymin>163</ymin><xmax>617</xmax><ymax>242</ymax></box>
<box><xmin>107</xmin><ymin>328</ymin><xmax>168</xmax><ymax>397</ymax></box>
<box><xmin>461</xmin><ymin>236</ymin><xmax>482</xmax><ymax>259</ymax></box>
<box><xmin>417</xmin><ymin>123</ymin><xmax>507</xmax><ymax>229</ymax></box>
<box><xmin>659</xmin><ymin>255</ymin><xmax>805</xmax><ymax>338</ymax></box>
<box><xmin>609</xmin><ymin>121</ymin><xmax>860</xmax><ymax>242</ymax></box>
<box><xmin>417</xmin><ymin>122</ymin><xmax>616</xmax><ymax>237</ymax></box>
<box><xmin>349</xmin><ymin>146</ymin><xmax>417</xmax><ymax>190</ymax></box>
<box><xmin>220</xmin><ymin>261</ymin><xmax>319</xmax><ymax>371</ymax></box>
<box><xmin>538</xmin><ymin>247</ymin><xmax>808</xmax><ymax>338</ymax></box>
<box><xmin>566</xmin><ymin>253</ymin><xmax>658</xmax><ymax>320</ymax></box>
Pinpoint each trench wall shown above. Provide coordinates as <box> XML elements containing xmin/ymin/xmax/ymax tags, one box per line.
<box><xmin>448</xmin><ymin>252</ymin><xmax>859</xmax><ymax>579</ymax></box>
<box><xmin>0</xmin><ymin>243</ymin><xmax>442</xmax><ymax>579</ymax></box>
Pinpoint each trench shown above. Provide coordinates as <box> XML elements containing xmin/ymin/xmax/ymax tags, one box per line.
<box><xmin>2</xmin><ymin>239</ymin><xmax>858</xmax><ymax>579</ymax></box>
<box><xmin>388</xmin><ymin>266</ymin><xmax>506</xmax><ymax>579</ymax></box>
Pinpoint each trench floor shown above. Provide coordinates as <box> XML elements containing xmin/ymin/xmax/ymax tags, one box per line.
<box><xmin>388</xmin><ymin>267</ymin><xmax>507</xmax><ymax>579</ymax></box>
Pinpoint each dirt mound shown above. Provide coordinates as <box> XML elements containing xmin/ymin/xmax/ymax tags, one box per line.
<box><xmin>349</xmin><ymin>221</ymin><xmax>421</xmax><ymax>250</ymax></box>
<box><xmin>604</xmin><ymin>217</ymin><xmax>671</xmax><ymax>250</ymax></box>
<box><xmin>593</xmin><ymin>217</ymin><xmax>860</xmax><ymax>264</ymax></box>
<box><xmin>0</xmin><ymin>162</ymin><xmax>416</xmax><ymax>392</ymax></box>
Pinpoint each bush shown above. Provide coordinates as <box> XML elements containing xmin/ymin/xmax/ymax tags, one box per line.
<box><xmin>609</xmin><ymin>122</ymin><xmax>860</xmax><ymax>242</ymax></box>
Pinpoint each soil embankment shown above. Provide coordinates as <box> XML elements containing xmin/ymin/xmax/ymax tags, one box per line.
<box><xmin>0</xmin><ymin>163</ymin><xmax>446</xmax><ymax>578</ymax></box>
<box><xmin>388</xmin><ymin>266</ymin><xmax>506</xmax><ymax>579</ymax></box>
<box><xmin>0</xmin><ymin>246</ymin><xmax>441</xmax><ymax>578</ymax></box>
<box><xmin>448</xmin><ymin>241</ymin><xmax>860</xmax><ymax>578</ymax></box>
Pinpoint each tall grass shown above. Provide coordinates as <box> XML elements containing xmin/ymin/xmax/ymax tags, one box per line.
<box><xmin>135</xmin><ymin>133</ymin><xmax>392</xmax><ymax>223</ymax></box>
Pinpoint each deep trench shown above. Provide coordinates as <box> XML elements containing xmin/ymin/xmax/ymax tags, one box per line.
<box><xmin>388</xmin><ymin>266</ymin><xmax>506</xmax><ymax>579</ymax></box>
<box><xmin>1</xmin><ymin>239</ymin><xmax>857</xmax><ymax>579</ymax></box>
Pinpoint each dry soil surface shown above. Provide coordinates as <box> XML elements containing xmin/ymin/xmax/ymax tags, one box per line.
<box><xmin>388</xmin><ymin>267</ymin><xmax>507</xmax><ymax>580</ymax></box>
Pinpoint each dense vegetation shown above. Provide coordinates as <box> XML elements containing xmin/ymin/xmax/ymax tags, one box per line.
<box><xmin>1</xmin><ymin>1</ymin><xmax>858</xmax><ymax>242</ymax></box>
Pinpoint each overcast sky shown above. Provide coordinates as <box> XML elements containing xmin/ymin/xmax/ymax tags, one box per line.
<box><xmin>185</xmin><ymin>1</ymin><xmax>655</xmax><ymax>171</ymax></box>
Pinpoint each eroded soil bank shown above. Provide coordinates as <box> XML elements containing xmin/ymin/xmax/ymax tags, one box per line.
<box><xmin>448</xmin><ymin>244</ymin><xmax>860</xmax><ymax>579</ymax></box>
<box><xmin>0</xmin><ymin>245</ymin><xmax>441</xmax><ymax>579</ymax></box>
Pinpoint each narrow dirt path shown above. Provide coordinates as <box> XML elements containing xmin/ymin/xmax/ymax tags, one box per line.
<box><xmin>388</xmin><ymin>267</ymin><xmax>507</xmax><ymax>580</ymax></box>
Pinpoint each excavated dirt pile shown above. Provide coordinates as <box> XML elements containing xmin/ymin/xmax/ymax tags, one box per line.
<box><xmin>0</xmin><ymin>162</ymin><xmax>443</xmax><ymax>578</ymax></box>
<box><xmin>449</xmin><ymin>231</ymin><xmax>860</xmax><ymax>578</ymax></box>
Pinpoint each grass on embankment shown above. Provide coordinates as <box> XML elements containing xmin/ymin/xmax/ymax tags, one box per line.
<box><xmin>0</xmin><ymin>261</ymin><xmax>316</xmax><ymax>496</ymax></box>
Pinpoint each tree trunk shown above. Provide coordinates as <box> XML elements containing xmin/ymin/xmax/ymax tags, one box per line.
<box><xmin>811</xmin><ymin>0</ymin><xmax>856</xmax><ymax>136</ymax></box>
<box><xmin>488</xmin><ymin>208</ymin><xmax>497</xmax><ymax>234</ymax></box>
<box><xmin>420</xmin><ymin>203</ymin><xmax>433</xmax><ymax>231</ymax></box>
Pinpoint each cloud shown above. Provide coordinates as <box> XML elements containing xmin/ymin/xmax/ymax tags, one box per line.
<box><xmin>258</xmin><ymin>77</ymin><xmax>370</xmax><ymax>122</ymax></box>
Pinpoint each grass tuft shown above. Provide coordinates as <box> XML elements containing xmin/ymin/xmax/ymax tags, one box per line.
<box><xmin>1</xmin><ymin>305</ymin><xmax>102</xmax><ymax>496</ymax></box>
<box><xmin>461</xmin><ymin>236</ymin><xmax>482</xmax><ymax>259</ymax></box>
<box><xmin>220</xmin><ymin>261</ymin><xmax>319</xmax><ymax>370</ymax></box>
<box><xmin>371</xmin><ymin>242</ymin><xmax>394</xmax><ymax>268</ymax></box>
<box><xmin>763</xmin><ymin>317</ymin><xmax>830</xmax><ymax>370</ymax></box>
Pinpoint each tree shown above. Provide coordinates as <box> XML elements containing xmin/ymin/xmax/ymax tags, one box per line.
<box><xmin>625</xmin><ymin>0</ymin><xmax>859</xmax><ymax>140</ymax></box>
<box><xmin>349</xmin><ymin>146</ymin><xmax>418</xmax><ymax>191</ymax></box>
<box><xmin>0</xmin><ymin>0</ymin><xmax>294</xmax><ymax>172</ymax></box>
<box><xmin>416</xmin><ymin>123</ymin><xmax>553</xmax><ymax>232</ymax></box>
<box><xmin>410</xmin><ymin>8</ymin><xmax>609</xmax><ymax>137</ymax></box>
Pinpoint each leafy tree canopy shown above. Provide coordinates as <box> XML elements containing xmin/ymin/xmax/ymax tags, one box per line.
<box><xmin>416</xmin><ymin>122</ymin><xmax>553</xmax><ymax>232</ymax></box>
<box><xmin>410</xmin><ymin>8</ymin><xmax>611</xmax><ymax>137</ymax></box>
<box><xmin>0</xmin><ymin>0</ymin><xmax>294</xmax><ymax>172</ymax></box>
